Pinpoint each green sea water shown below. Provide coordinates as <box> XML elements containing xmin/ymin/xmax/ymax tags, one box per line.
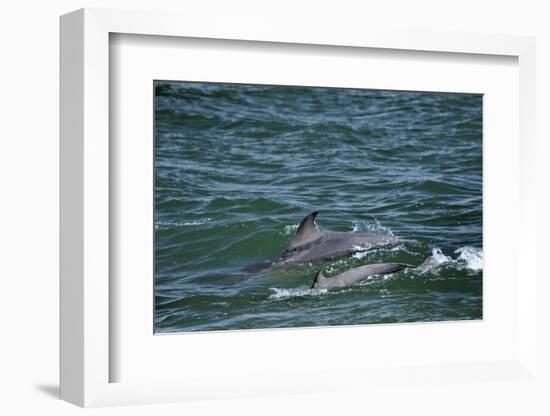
<box><xmin>154</xmin><ymin>81</ymin><xmax>482</xmax><ymax>333</ymax></box>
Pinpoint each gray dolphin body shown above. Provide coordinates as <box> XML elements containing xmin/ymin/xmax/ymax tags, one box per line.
<box><xmin>311</xmin><ymin>262</ymin><xmax>417</xmax><ymax>289</ymax></box>
<box><xmin>246</xmin><ymin>211</ymin><xmax>404</xmax><ymax>272</ymax></box>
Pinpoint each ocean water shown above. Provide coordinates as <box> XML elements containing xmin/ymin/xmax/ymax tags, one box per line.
<box><xmin>154</xmin><ymin>81</ymin><xmax>482</xmax><ymax>333</ymax></box>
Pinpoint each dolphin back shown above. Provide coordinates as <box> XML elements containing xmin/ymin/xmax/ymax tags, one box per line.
<box><xmin>311</xmin><ymin>262</ymin><xmax>418</xmax><ymax>289</ymax></box>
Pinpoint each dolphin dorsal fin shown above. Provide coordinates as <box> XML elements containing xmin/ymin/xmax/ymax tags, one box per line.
<box><xmin>289</xmin><ymin>211</ymin><xmax>321</xmax><ymax>249</ymax></box>
<box><xmin>311</xmin><ymin>269</ymin><xmax>326</xmax><ymax>289</ymax></box>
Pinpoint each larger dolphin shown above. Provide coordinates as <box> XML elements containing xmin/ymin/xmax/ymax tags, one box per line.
<box><xmin>246</xmin><ymin>211</ymin><xmax>406</xmax><ymax>272</ymax></box>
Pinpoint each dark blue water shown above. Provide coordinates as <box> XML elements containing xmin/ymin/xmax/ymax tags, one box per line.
<box><xmin>154</xmin><ymin>81</ymin><xmax>482</xmax><ymax>333</ymax></box>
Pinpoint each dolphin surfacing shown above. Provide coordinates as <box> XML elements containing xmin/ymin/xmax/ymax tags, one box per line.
<box><xmin>311</xmin><ymin>262</ymin><xmax>417</xmax><ymax>289</ymax></box>
<box><xmin>246</xmin><ymin>211</ymin><xmax>405</xmax><ymax>272</ymax></box>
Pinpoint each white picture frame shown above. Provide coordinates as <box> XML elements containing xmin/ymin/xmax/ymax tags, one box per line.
<box><xmin>60</xmin><ymin>7</ymin><xmax>537</xmax><ymax>408</ymax></box>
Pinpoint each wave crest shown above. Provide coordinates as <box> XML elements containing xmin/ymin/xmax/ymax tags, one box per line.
<box><xmin>155</xmin><ymin>217</ymin><xmax>212</xmax><ymax>230</ymax></box>
<box><xmin>269</xmin><ymin>287</ymin><xmax>328</xmax><ymax>300</ymax></box>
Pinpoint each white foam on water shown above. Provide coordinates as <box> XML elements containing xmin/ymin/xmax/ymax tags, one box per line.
<box><xmin>351</xmin><ymin>219</ymin><xmax>394</xmax><ymax>236</ymax></box>
<box><xmin>455</xmin><ymin>246</ymin><xmax>483</xmax><ymax>271</ymax></box>
<box><xmin>282</xmin><ymin>224</ymin><xmax>299</xmax><ymax>236</ymax></box>
<box><xmin>382</xmin><ymin>244</ymin><xmax>417</xmax><ymax>255</ymax></box>
<box><xmin>269</xmin><ymin>287</ymin><xmax>328</xmax><ymax>300</ymax></box>
<box><xmin>420</xmin><ymin>246</ymin><xmax>483</xmax><ymax>273</ymax></box>
<box><xmin>352</xmin><ymin>250</ymin><xmax>368</xmax><ymax>259</ymax></box>
<box><xmin>431</xmin><ymin>247</ymin><xmax>453</xmax><ymax>264</ymax></box>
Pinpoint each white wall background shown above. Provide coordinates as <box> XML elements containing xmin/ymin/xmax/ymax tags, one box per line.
<box><xmin>1</xmin><ymin>1</ymin><xmax>548</xmax><ymax>415</ymax></box>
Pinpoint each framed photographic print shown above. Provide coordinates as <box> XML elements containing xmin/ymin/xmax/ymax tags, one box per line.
<box><xmin>60</xmin><ymin>7</ymin><xmax>538</xmax><ymax>408</ymax></box>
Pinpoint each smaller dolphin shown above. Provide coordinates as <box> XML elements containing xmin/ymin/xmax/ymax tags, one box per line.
<box><xmin>311</xmin><ymin>262</ymin><xmax>418</xmax><ymax>289</ymax></box>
